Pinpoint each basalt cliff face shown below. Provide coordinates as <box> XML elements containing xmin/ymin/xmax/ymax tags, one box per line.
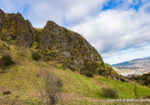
<box><xmin>0</xmin><ymin>9</ymin><xmax>117</xmax><ymax>77</ymax></box>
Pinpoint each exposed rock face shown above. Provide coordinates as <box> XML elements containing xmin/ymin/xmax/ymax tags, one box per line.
<box><xmin>0</xmin><ymin>9</ymin><xmax>117</xmax><ymax>77</ymax></box>
<box><xmin>0</xmin><ymin>9</ymin><xmax>34</xmax><ymax>47</ymax></box>
<box><xmin>0</xmin><ymin>9</ymin><xmax>4</xmax><ymax>31</ymax></box>
<box><xmin>38</xmin><ymin>21</ymin><xmax>103</xmax><ymax>70</ymax></box>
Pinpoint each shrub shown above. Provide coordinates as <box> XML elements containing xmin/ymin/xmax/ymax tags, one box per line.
<box><xmin>101</xmin><ymin>87</ymin><xmax>118</xmax><ymax>98</ymax></box>
<box><xmin>99</xmin><ymin>64</ymin><xmax>112</xmax><ymax>76</ymax></box>
<box><xmin>0</xmin><ymin>55</ymin><xmax>14</xmax><ymax>69</ymax></box>
<box><xmin>32</xmin><ymin>52</ymin><xmax>41</xmax><ymax>60</ymax></box>
<box><xmin>80</xmin><ymin>61</ymin><xmax>96</xmax><ymax>77</ymax></box>
<box><xmin>40</xmin><ymin>71</ymin><xmax>63</xmax><ymax>105</ymax></box>
<box><xmin>80</xmin><ymin>70</ymin><xmax>93</xmax><ymax>77</ymax></box>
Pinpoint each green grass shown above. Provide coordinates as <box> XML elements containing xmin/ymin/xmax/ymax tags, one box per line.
<box><xmin>94</xmin><ymin>76</ymin><xmax>150</xmax><ymax>98</ymax></box>
<box><xmin>58</xmin><ymin>70</ymin><xmax>102</xmax><ymax>98</ymax></box>
<box><xmin>55</xmin><ymin>68</ymin><xmax>150</xmax><ymax>99</ymax></box>
<box><xmin>0</xmin><ymin>46</ymin><xmax>150</xmax><ymax>105</ymax></box>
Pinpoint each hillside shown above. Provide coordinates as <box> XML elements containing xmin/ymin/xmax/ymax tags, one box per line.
<box><xmin>112</xmin><ymin>57</ymin><xmax>150</xmax><ymax>76</ymax></box>
<box><xmin>0</xmin><ymin>45</ymin><xmax>150</xmax><ymax>105</ymax></box>
<box><xmin>0</xmin><ymin>9</ymin><xmax>150</xmax><ymax>105</ymax></box>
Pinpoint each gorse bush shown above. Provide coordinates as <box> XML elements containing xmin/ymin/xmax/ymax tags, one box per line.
<box><xmin>0</xmin><ymin>55</ymin><xmax>14</xmax><ymax>69</ymax></box>
<box><xmin>101</xmin><ymin>87</ymin><xmax>118</xmax><ymax>98</ymax></box>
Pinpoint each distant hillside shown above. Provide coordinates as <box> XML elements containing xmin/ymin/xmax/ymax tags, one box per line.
<box><xmin>112</xmin><ymin>56</ymin><xmax>150</xmax><ymax>67</ymax></box>
<box><xmin>112</xmin><ymin>61</ymin><xmax>134</xmax><ymax>67</ymax></box>
<box><xmin>113</xmin><ymin>57</ymin><xmax>150</xmax><ymax>76</ymax></box>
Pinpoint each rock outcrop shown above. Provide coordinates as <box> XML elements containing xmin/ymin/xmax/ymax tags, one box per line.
<box><xmin>38</xmin><ymin>21</ymin><xmax>103</xmax><ymax>70</ymax></box>
<box><xmin>0</xmin><ymin>9</ymin><xmax>34</xmax><ymax>47</ymax></box>
<box><xmin>0</xmin><ymin>9</ymin><xmax>118</xmax><ymax>77</ymax></box>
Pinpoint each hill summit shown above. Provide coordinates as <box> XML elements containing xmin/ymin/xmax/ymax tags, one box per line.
<box><xmin>0</xmin><ymin>9</ymin><xmax>117</xmax><ymax>77</ymax></box>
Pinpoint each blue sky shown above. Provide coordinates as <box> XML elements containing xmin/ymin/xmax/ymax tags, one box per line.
<box><xmin>0</xmin><ymin>0</ymin><xmax>150</xmax><ymax>64</ymax></box>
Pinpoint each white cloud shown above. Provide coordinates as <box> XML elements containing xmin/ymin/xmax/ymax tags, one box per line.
<box><xmin>0</xmin><ymin>0</ymin><xmax>108</xmax><ymax>27</ymax></box>
<box><xmin>63</xmin><ymin>0</ymin><xmax>106</xmax><ymax>23</ymax></box>
<box><xmin>71</xmin><ymin>6</ymin><xmax>150</xmax><ymax>64</ymax></box>
<box><xmin>104</xmin><ymin>44</ymin><xmax>150</xmax><ymax>64</ymax></box>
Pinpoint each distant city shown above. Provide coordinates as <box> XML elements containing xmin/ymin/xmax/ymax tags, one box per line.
<box><xmin>113</xmin><ymin>57</ymin><xmax>150</xmax><ymax>77</ymax></box>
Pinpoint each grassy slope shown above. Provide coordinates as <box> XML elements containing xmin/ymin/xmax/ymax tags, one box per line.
<box><xmin>0</xmin><ymin>47</ymin><xmax>150</xmax><ymax>105</ymax></box>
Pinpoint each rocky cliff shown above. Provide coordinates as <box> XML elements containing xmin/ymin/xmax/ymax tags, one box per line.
<box><xmin>0</xmin><ymin>9</ymin><xmax>118</xmax><ymax>77</ymax></box>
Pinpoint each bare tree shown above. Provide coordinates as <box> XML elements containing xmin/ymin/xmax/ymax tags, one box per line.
<box><xmin>40</xmin><ymin>71</ymin><xmax>62</xmax><ymax>105</ymax></box>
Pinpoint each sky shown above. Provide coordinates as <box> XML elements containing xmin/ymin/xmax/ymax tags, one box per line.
<box><xmin>0</xmin><ymin>0</ymin><xmax>150</xmax><ymax>65</ymax></box>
